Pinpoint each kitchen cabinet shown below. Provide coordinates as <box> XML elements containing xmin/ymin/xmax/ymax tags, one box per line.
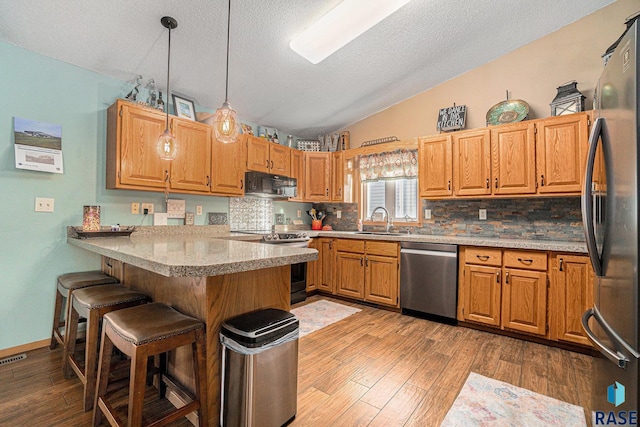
<box><xmin>459</xmin><ymin>247</ymin><xmax>548</xmax><ymax>337</ymax></box>
<box><xmin>306</xmin><ymin>239</ymin><xmax>319</xmax><ymax>292</ymax></box>
<box><xmin>418</xmin><ymin>112</ymin><xmax>589</xmax><ymax>199</ymax></box>
<box><xmin>304</xmin><ymin>152</ymin><xmax>331</xmax><ymax>202</ymax></box>
<box><xmin>170</xmin><ymin>119</ymin><xmax>212</xmax><ymax>192</ymax></box>
<box><xmin>452</xmin><ymin>128</ymin><xmax>492</xmax><ymax>196</ymax></box>
<box><xmin>107</xmin><ymin>100</ymin><xmax>170</xmax><ymax>190</ymax></box>
<box><xmin>289</xmin><ymin>149</ymin><xmax>305</xmax><ymax>201</ymax></box>
<box><xmin>246</xmin><ymin>135</ymin><xmax>291</xmax><ymax>176</ymax></box>
<box><xmin>490</xmin><ymin>121</ymin><xmax>536</xmax><ymax>195</ymax></box>
<box><xmin>334</xmin><ymin>239</ymin><xmax>399</xmax><ymax>307</ymax></box>
<box><xmin>536</xmin><ymin>113</ymin><xmax>588</xmax><ymax>194</ymax></box>
<box><xmin>317</xmin><ymin>238</ymin><xmax>336</xmax><ymax>293</ymax></box>
<box><xmin>419</xmin><ymin>134</ymin><xmax>453</xmax><ymax>198</ymax></box>
<box><xmin>549</xmin><ymin>254</ymin><xmax>594</xmax><ymax>347</ymax></box>
<box><xmin>330</xmin><ymin>152</ymin><xmax>344</xmax><ymax>202</ymax></box>
<box><xmin>211</xmin><ymin>135</ymin><xmax>245</xmax><ymax>196</ymax></box>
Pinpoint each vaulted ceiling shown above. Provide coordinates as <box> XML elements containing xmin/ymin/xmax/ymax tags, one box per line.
<box><xmin>0</xmin><ymin>0</ymin><xmax>614</xmax><ymax>138</ymax></box>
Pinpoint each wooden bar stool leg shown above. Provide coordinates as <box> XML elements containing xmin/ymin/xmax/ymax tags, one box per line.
<box><xmin>83</xmin><ymin>309</ymin><xmax>101</xmax><ymax>412</ymax></box>
<box><xmin>50</xmin><ymin>290</ymin><xmax>64</xmax><ymax>349</ymax></box>
<box><xmin>62</xmin><ymin>305</ymin><xmax>80</xmax><ymax>376</ymax></box>
<box><xmin>93</xmin><ymin>327</ymin><xmax>114</xmax><ymax>427</ymax></box>
<box><xmin>128</xmin><ymin>349</ymin><xmax>149</xmax><ymax>426</ymax></box>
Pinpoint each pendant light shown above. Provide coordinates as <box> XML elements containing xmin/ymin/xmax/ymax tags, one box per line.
<box><xmin>157</xmin><ymin>16</ymin><xmax>179</xmax><ymax>160</ymax></box>
<box><xmin>213</xmin><ymin>0</ymin><xmax>239</xmax><ymax>143</ymax></box>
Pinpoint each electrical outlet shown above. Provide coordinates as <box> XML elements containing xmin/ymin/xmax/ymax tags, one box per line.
<box><xmin>424</xmin><ymin>209</ymin><xmax>432</xmax><ymax>219</ymax></box>
<box><xmin>131</xmin><ymin>202</ymin><xmax>140</xmax><ymax>214</ymax></box>
<box><xmin>35</xmin><ymin>197</ymin><xmax>54</xmax><ymax>212</ymax></box>
<box><xmin>196</xmin><ymin>205</ymin><xmax>203</xmax><ymax>216</ymax></box>
<box><xmin>141</xmin><ymin>203</ymin><xmax>154</xmax><ymax>215</ymax></box>
<box><xmin>297</xmin><ymin>210</ymin><xmax>301</xmax><ymax>218</ymax></box>
<box><xmin>337</xmin><ymin>210</ymin><xmax>342</xmax><ymax>219</ymax></box>
<box><xmin>479</xmin><ymin>209</ymin><xmax>487</xmax><ymax>220</ymax></box>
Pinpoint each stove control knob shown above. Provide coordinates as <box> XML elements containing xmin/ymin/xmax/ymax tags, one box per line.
<box><xmin>300</xmin><ymin>232</ymin><xmax>308</xmax><ymax>239</ymax></box>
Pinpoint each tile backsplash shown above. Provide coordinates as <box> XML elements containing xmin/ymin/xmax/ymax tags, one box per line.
<box><xmin>313</xmin><ymin>197</ymin><xmax>585</xmax><ymax>242</ymax></box>
<box><xmin>229</xmin><ymin>197</ymin><xmax>274</xmax><ymax>230</ymax></box>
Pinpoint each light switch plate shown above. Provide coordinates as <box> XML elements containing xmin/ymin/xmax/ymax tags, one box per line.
<box><xmin>196</xmin><ymin>205</ymin><xmax>203</xmax><ymax>216</ymax></box>
<box><xmin>479</xmin><ymin>209</ymin><xmax>487</xmax><ymax>220</ymax></box>
<box><xmin>424</xmin><ymin>209</ymin><xmax>432</xmax><ymax>220</ymax></box>
<box><xmin>337</xmin><ymin>210</ymin><xmax>341</xmax><ymax>219</ymax></box>
<box><xmin>131</xmin><ymin>202</ymin><xmax>140</xmax><ymax>214</ymax></box>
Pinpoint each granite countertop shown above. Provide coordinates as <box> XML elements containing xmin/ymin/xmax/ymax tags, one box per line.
<box><xmin>306</xmin><ymin>230</ymin><xmax>587</xmax><ymax>253</ymax></box>
<box><xmin>67</xmin><ymin>232</ymin><xmax>317</xmax><ymax>278</ymax></box>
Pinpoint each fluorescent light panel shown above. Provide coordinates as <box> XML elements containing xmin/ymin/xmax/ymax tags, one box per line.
<box><xmin>290</xmin><ymin>0</ymin><xmax>411</xmax><ymax>64</ymax></box>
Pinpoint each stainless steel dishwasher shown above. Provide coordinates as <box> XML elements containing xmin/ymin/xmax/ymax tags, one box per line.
<box><xmin>400</xmin><ymin>242</ymin><xmax>458</xmax><ymax>322</ymax></box>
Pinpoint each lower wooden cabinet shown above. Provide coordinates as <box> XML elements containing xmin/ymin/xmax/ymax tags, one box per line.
<box><xmin>459</xmin><ymin>246</ymin><xmax>594</xmax><ymax>348</ymax></box>
<box><xmin>329</xmin><ymin>239</ymin><xmax>399</xmax><ymax>308</ymax></box>
<box><xmin>549</xmin><ymin>254</ymin><xmax>594</xmax><ymax>346</ymax></box>
<box><xmin>459</xmin><ymin>247</ymin><xmax>548</xmax><ymax>337</ymax></box>
<box><xmin>317</xmin><ymin>238</ymin><xmax>336</xmax><ymax>293</ymax></box>
<box><xmin>306</xmin><ymin>239</ymin><xmax>319</xmax><ymax>292</ymax></box>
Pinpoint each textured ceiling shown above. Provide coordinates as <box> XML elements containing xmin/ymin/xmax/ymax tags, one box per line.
<box><xmin>0</xmin><ymin>0</ymin><xmax>614</xmax><ymax>138</ymax></box>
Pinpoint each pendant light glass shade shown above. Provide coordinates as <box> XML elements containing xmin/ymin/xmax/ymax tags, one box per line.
<box><xmin>215</xmin><ymin>0</ymin><xmax>238</xmax><ymax>143</ymax></box>
<box><xmin>157</xmin><ymin>128</ymin><xmax>178</xmax><ymax>159</ymax></box>
<box><xmin>213</xmin><ymin>101</ymin><xmax>238</xmax><ymax>143</ymax></box>
<box><xmin>157</xmin><ymin>16</ymin><xmax>178</xmax><ymax>160</ymax></box>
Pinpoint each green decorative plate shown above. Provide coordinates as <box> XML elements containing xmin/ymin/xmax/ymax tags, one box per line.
<box><xmin>486</xmin><ymin>99</ymin><xmax>530</xmax><ymax>125</ymax></box>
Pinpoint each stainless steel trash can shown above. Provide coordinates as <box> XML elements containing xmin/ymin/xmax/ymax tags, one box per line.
<box><xmin>220</xmin><ymin>308</ymin><xmax>299</xmax><ymax>427</ymax></box>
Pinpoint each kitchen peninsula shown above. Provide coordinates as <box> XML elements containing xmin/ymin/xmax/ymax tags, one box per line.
<box><xmin>67</xmin><ymin>227</ymin><xmax>317</xmax><ymax>426</ymax></box>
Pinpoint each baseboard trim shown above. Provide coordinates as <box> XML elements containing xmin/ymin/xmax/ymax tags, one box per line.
<box><xmin>0</xmin><ymin>339</ymin><xmax>50</xmax><ymax>359</ymax></box>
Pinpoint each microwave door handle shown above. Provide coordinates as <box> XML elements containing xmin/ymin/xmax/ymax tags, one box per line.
<box><xmin>582</xmin><ymin>308</ymin><xmax>629</xmax><ymax>368</ymax></box>
<box><xmin>581</xmin><ymin>117</ymin><xmax>604</xmax><ymax>277</ymax></box>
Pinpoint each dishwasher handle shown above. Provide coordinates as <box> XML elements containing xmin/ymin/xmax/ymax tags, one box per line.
<box><xmin>400</xmin><ymin>248</ymin><xmax>457</xmax><ymax>258</ymax></box>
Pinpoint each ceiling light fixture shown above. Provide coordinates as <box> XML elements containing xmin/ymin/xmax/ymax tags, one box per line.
<box><xmin>213</xmin><ymin>0</ymin><xmax>239</xmax><ymax>143</ymax></box>
<box><xmin>290</xmin><ymin>0</ymin><xmax>411</xmax><ymax>64</ymax></box>
<box><xmin>157</xmin><ymin>16</ymin><xmax>178</xmax><ymax>160</ymax></box>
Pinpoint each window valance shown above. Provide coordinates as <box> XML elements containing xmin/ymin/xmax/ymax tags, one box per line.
<box><xmin>358</xmin><ymin>148</ymin><xmax>418</xmax><ymax>182</ymax></box>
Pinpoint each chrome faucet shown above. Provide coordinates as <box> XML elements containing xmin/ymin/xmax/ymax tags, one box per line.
<box><xmin>371</xmin><ymin>206</ymin><xmax>393</xmax><ymax>232</ymax></box>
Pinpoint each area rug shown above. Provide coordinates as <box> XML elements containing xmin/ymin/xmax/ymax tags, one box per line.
<box><xmin>291</xmin><ymin>300</ymin><xmax>361</xmax><ymax>338</ymax></box>
<box><xmin>441</xmin><ymin>372</ymin><xmax>586</xmax><ymax>427</ymax></box>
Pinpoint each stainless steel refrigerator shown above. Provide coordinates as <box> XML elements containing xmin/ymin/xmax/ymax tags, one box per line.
<box><xmin>581</xmin><ymin>19</ymin><xmax>639</xmax><ymax>420</ymax></box>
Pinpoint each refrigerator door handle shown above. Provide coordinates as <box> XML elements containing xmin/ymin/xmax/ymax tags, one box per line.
<box><xmin>582</xmin><ymin>308</ymin><xmax>629</xmax><ymax>369</ymax></box>
<box><xmin>581</xmin><ymin>117</ymin><xmax>604</xmax><ymax>276</ymax></box>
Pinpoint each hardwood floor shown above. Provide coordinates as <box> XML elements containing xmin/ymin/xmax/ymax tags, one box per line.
<box><xmin>0</xmin><ymin>295</ymin><xmax>593</xmax><ymax>426</ymax></box>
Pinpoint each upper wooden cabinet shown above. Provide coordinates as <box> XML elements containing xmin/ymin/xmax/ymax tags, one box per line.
<box><xmin>490</xmin><ymin>121</ymin><xmax>536</xmax><ymax>195</ymax></box>
<box><xmin>330</xmin><ymin>152</ymin><xmax>344</xmax><ymax>202</ymax></box>
<box><xmin>418</xmin><ymin>112</ymin><xmax>590</xmax><ymax>199</ymax></box>
<box><xmin>107</xmin><ymin>100</ymin><xmax>169</xmax><ymax>190</ymax></box>
<box><xmin>452</xmin><ymin>129</ymin><xmax>492</xmax><ymax>196</ymax></box>
<box><xmin>304</xmin><ymin>152</ymin><xmax>331</xmax><ymax>202</ymax></box>
<box><xmin>211</xmin><ymin>134</ymin><xmax>245</xmax><ymax>196</ymax></box>
<box><xmin>536</xmin><ymin>113</ymin><xmax>588</xmax><ymax>194</ymax></box>
<box><xmin>419</xmin><ymin>134</ymin><xmax>453</xmax><ymax>198</ymax></box>
<box><xmin>170</xmin><ymin>119</ymin><xmax>212</xmax><ymax>193</ymax></box>
<box><xmin>246</xmin><ymin>136</ymin><xmax>291</xmax><ymax>176</ymax></box>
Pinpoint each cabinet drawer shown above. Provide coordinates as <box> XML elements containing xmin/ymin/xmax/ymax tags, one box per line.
<box><xmin>365</xmin><ymin>241</ymin><xmax>398</xmax><ymax>257</ymax></box>
<box><xmin>337</xmin><ymin>239</ymin><xmax>365</xmax><ymax>254</ymax></box>
<box><xmin>464</xmin><ymin>247</ymin><xmax>502</xmax><ymax>266</ymax></box>
<box><xmin>504</xmin><ymin>250</ymin><xmax>547</xmax><ymax>271</ymax></box>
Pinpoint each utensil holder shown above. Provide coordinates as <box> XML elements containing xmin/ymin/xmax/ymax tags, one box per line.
<box><xmin>311</xmin><ymin>220</ymin><xmax>322</xmax><ymax>230</ymax></box>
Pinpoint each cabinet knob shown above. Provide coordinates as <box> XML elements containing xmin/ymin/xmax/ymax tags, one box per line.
<box><xmin>505</xmin><ymin>271</ymin><xmax>510</xmax><ymax>284</ymax></box>
<box><xmin>540</xmin><ymin>174</ymin><xmax>545</xmax><ymax>186</ymax></box>
<box><xmin>486</xmin><ymin>178</ymin><xmax>489</xmax><ymax>189</ymax></box>
<box><xmin>360</xmin><ymin>257</ymin><xmax>363</xmax><ymax>266</ymax></box>
<box><xmin>496</xmin><ymin>271</ymin><xmax>500</xmax><ymax>283</ymax></box>
<box><xmin>448</xmin><ymin>181</ymin><xmax>451</xmax><ymax>191</ymax></box>
<box><xmin>365</xmin><ymin>257</ymin><xmax>369</xmax><ymax>267</ymax></box>
<box><xmin>495</xmin><ymin>178</ymin><xmax>498</xmax><ymax>189</ymax></box>
<box><xmin>559</xmin><ymin>258</ymin><xmax>564</xmax><ymax>272</ymax></box>
<box><xmin>240</xmin><ymin>179</ymin><xmax>243</xmax><ymax>190</ymax></box>
<box><xmin>206</xmin><ymin>175</ymin><xmax>210</xmax><ymax>186</ymax></box>
<box><xmin>326</xmin><ymin>188</ymin><xmax>329</xmax><ymax>196</ymax></box>
<box><xmin>271</xmin><ymin>160</ymin><xmax>274</xmax><ymax>169</ymax></box>
<box><xmin>476</xmin><ymin>255</ymin><xmax>490</xmax><ymax>261</ymax></box>
<box><xmin>266</xmin><ymin>160</ymin><xmax>269</xmax><ymax>168</ymax></box>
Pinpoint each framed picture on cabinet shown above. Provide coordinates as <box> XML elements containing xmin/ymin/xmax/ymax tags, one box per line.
<box><xmin>172</xmin><ymin>94</ymin><xmax>196</xmax><ymax>121</ymax></box>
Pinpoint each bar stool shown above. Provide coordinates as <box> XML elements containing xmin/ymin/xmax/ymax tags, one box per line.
<box><xmin>63</xmin><ymin>284</ymin><xmax>150</xmax><ymax>411</ymax></box>
<box><xmin>51</xmin><ymin>271</ymin><xmax>119</xmax><ymax>350</ymax></box>
<box><xmin>93</xmin><ymin>302</ymin><xmax>208</xmax><ymax>427</ymax></box>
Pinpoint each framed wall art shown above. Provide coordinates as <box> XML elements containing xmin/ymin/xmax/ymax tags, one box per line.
<box><xmin>172</xmin><ymin>94</ymin><xmax>196</xmax><ymax>121</ymax></box>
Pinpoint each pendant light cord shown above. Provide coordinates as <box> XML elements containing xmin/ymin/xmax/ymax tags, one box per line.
<box><xmin>166</xmin><ymin>24</ymin><xmax>172</xmax><ymax>129</ymax></box>
<box><xmin>224</xmin><ymin>0</ymin><xmax>231</xmax><ymax>103</ymax></box>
